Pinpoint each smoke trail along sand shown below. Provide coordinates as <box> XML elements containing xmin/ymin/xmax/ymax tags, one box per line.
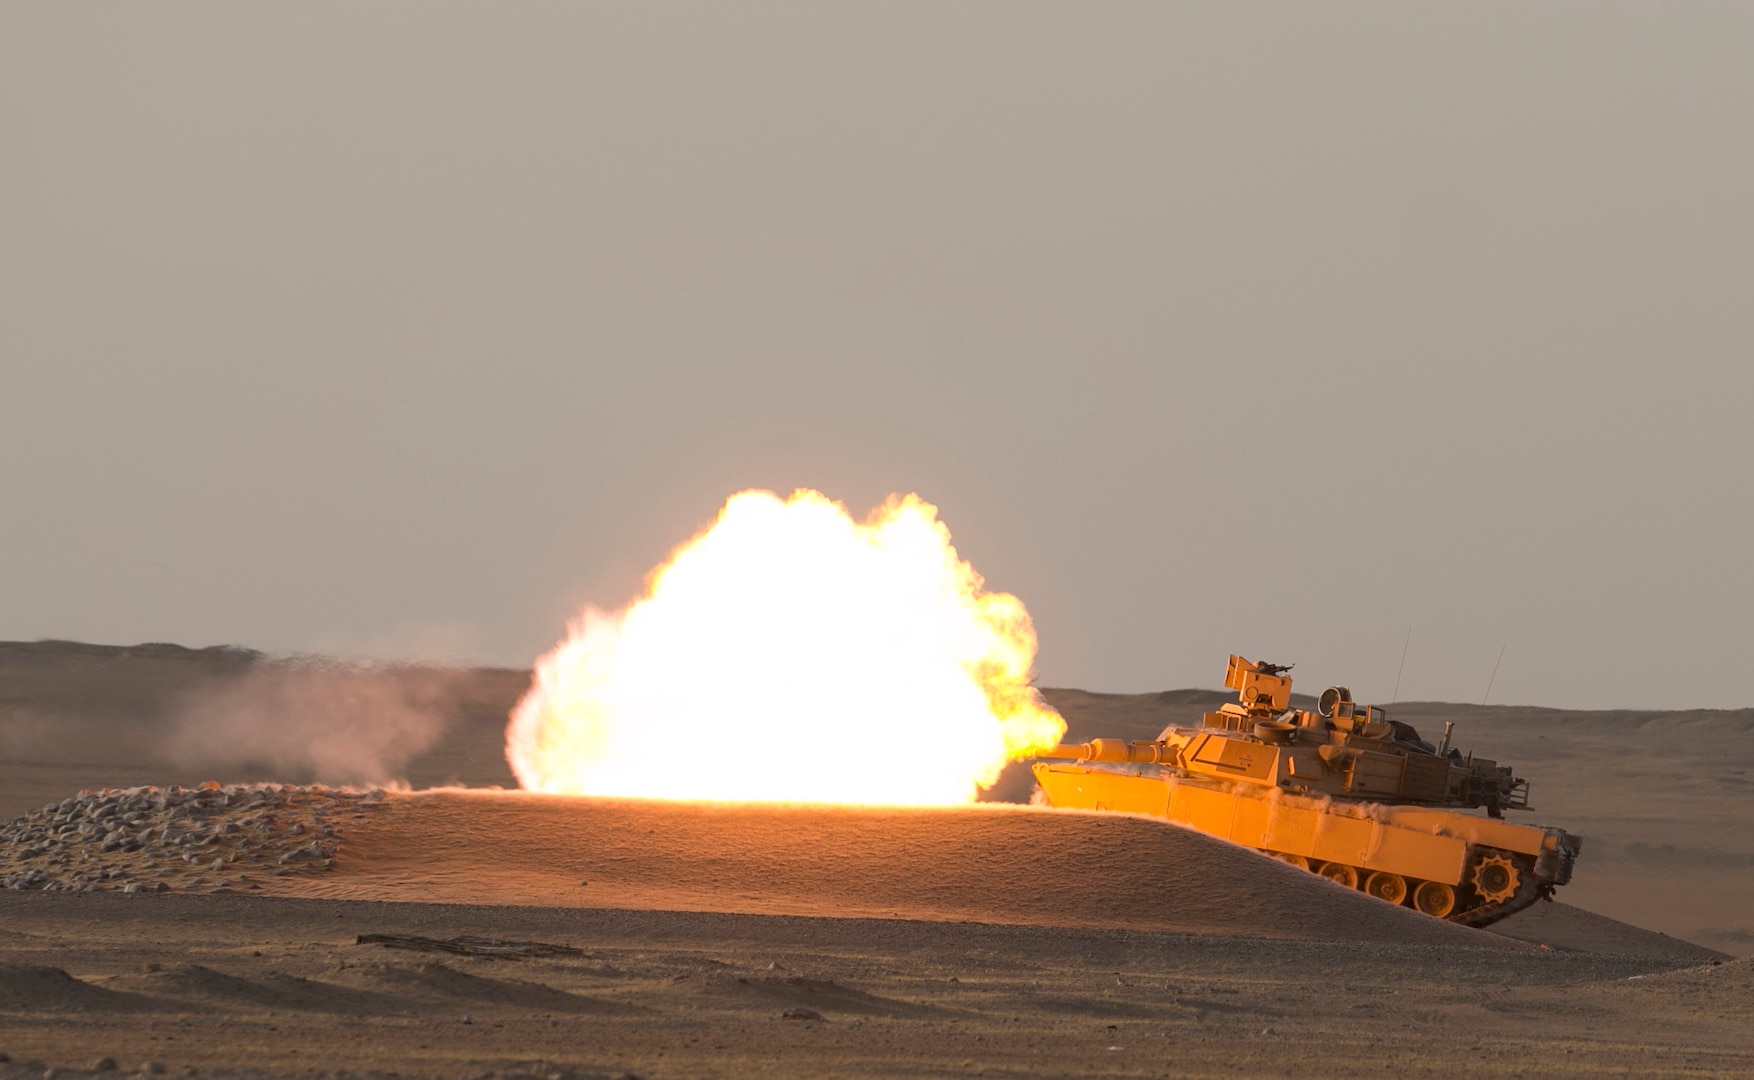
<box><xmin>506</xmin><ymin>489</ymin><xmax>1066</xmax><ymax>804</ymax></box>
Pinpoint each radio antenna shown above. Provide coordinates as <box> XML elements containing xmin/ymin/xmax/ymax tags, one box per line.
<box><xmin>1481</xmin><ymin>643</ymin><xmax>1506</xmax><ymax>706</ymax></box>
<box><xmin>1389</xmin><ymin>627</ymin><xmax>1412</xmax><ymax>712</ymax></box>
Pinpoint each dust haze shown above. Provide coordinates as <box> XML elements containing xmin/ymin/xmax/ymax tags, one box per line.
<box><xmin>0</xmin><ymin>641</ymin><xmax>511</xmax><ymax>788</ymax></box>
<box><xmin>164</xmin><ymin>659</ymin><xmax>457</xmax><ymax>785</ymax></box>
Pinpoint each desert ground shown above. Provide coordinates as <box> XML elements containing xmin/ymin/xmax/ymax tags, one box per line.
<box><xmin>3</xmin><ymin>640</ymin><xmax>1751</xmax><ymax>1077</ymax></box>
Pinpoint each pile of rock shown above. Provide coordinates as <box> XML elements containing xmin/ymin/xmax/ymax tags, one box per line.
<box><xmin>0</xmin><ymin>783</ymin><xmax>380</xmax><ymax>894</ymax></box>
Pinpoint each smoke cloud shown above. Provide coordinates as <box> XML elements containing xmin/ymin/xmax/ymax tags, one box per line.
<box><xmin>166</xmin><ymin>658</ymin><xmax>460</xmax><ymax>785</ymax></box>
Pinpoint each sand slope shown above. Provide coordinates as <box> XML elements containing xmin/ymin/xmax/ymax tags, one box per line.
<box><xmin>10</xmin><ymin>783</ymin><xmax>1717</xmax><ymax>961</ymax></box>
<box><xmin>276</xmin><ymin>790</ymin><xmax>1507</xmax><ymax>949</ymax></box>
<box><xmin>1490</xmin><ymin>900</ymin><xmax>1729</xmax><ymax>961</ymax></box>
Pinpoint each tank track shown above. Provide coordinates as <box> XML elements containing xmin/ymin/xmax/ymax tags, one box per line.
<box><xmin>1276</xmin><ymin>847</ymin><xmax>1551</xmax><ymax>928</ymax></box>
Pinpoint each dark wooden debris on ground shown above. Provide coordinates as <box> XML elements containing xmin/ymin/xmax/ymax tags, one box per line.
<box><xmin>355</xmin><ymin>933</ymin><xmax>584</xmax><ymax>959</ymax></box>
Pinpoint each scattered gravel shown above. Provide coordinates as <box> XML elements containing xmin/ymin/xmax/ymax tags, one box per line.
<box><xmin>0</xmin><ymin>782</ymin><xmax>381</xmax><ymax>894</ymax></box>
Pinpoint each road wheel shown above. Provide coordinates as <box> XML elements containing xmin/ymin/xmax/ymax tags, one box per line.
<box><xmin>1265</xmin><ymin>851</ymin><xmax>1309</xmax><ymax>871</ymax></box>
<box><xmin>1413</xmin><ymin>880</ymin><xmax>1457</xmax><ymax>918</ymax></box>
<box><xmin>1364</xmin><ymin>871</ymin><xmax>1408</xmax><ymax>905</ymax></box>
<box><xmin>1470</xmin><ymin>851</ymin><xmax>1521</xmax><ymax>905</ymax></box>
<box><xmin>1316</xmin><ymin>861</ymin><xmax>1358</xmax><ymax>889</ymax></box>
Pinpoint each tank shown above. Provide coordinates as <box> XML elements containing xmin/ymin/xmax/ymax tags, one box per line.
<box><xmin>1032</xmin><ymin>655</ymin><xmax>1582</xmax><ymax>926</ymax></box>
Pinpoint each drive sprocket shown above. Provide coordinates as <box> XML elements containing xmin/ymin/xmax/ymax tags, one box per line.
<box><xmin>1469</xmin><ymin>851</ymin><xmax>1521</xmax><ymax>906</ymax></box>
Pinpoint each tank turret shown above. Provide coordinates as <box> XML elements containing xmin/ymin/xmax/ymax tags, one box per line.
<box><xmin>1034</xmin><ymin>655</ymin><xmax>1582</xmax><ymax>927</ymax></box>
<box><xmin>1051</xmin><ymin>655</ymin><xmax>1528</xmax><ymax>817</ymax></box>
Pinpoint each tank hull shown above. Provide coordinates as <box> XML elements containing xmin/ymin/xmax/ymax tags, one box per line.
<box><xmin>1032</xmin><ymin>761</ymin><xmax>1580</xmax><ymax>927</ymax></box>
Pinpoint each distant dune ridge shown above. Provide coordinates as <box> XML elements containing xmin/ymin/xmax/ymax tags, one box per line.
<box><xmin>1</xmin><ymin>639</ymin><xmax>1750</xmax><ymax>955</ymax></box>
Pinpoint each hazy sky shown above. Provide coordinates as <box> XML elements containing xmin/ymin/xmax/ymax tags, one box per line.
<box><xmin>4</xmin><ymin>4</ymin><xmax>1751</xmax><ymax>709</ymax></box>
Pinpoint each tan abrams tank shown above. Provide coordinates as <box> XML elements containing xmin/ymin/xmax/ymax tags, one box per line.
<box><xmin>1033</xmin><ymin>656</ymin><xmax>1582</xmax><ymax>927</ymax></box>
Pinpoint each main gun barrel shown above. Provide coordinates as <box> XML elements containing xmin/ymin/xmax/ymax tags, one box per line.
<box><xmin>1042</xmin><ymin>739</ymin><xmax>1174</xmax><ymax>765</ymax></box>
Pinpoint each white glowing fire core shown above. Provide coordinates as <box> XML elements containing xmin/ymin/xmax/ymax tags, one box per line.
<box><xmin>505</xmin><ymin>489</ymin><xmax>1066</xmax><ymax>805</ymax></box>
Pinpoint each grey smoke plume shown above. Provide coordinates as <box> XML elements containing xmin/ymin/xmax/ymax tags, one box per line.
<box><xmin>166</xmin><ymin>657</ymin><xmax>460</xmax><ymax>785</ymax></box>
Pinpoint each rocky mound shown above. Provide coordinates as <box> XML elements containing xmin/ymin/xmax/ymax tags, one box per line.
<box><xmin>0</xmin><ymin>783</ymin><xmax>364</xmax><ymax>894</ymax></box>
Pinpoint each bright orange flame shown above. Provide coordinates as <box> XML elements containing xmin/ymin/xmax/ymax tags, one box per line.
<box><xmin>506</xmin><ymin>489</ymin><xmax>1066</xmax><ymax>804</ymax></box>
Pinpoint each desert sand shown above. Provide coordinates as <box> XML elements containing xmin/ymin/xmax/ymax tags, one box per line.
<box><xmin>5</xmin><ymin>889</ymin><xmax>1753</xmax><ymax>1080</ymax></box>
<box><xmin>3</xmin><ymin>641</ymin><xmax>1751</xmax><ymax>1077</ymax></box>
